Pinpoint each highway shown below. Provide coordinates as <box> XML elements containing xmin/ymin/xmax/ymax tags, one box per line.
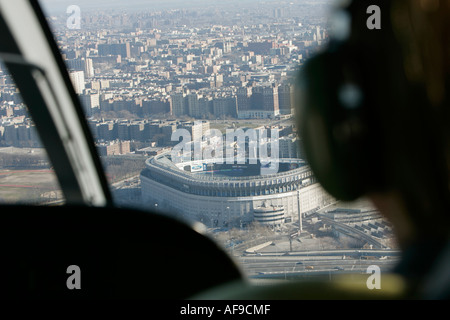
<box><xmin>242</xmin><ymin>249</ymin><xmax>401</xmax><ymax>257</ymax></box>
<box><xmin>236</xmin><ymin>250</ymin><xmax>400</xmax><ymax>279</ymax></box>
<box><xmin>318</xmin><ymin>216</ymin><xmax>386</xmax><ymax>249</ymax></box>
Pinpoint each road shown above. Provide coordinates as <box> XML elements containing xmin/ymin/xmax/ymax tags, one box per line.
<box><xmin>318</xmin><ymin>216</ymin><xmax>386</xmax><ymax>249</ymax></box>
<box><xmin>236</xmin><ymin>250</ymin><xmax>400</xmax><ymax>279</ymax></box>
<box><xmin>111</xmin><ymin>174</ymin><xmax>141</xmax><ymax>189</ymax></box>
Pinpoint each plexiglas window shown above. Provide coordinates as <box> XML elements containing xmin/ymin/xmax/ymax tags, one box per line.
<box><xmin>0</xmin><ymin>62</ymin><xmax>64</xmax><ymax>205</ymax></box>
<box><xmin>38</xmin><ymin>0</ymin><xmax>399</xmax><ymax>282</ymax></box>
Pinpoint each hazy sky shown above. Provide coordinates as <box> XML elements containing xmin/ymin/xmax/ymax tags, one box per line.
<box><xmin>39</xmin><ymin>0</ymin><xmax>264</xmax><ymax>13</ymax></box>
<box><xmin>39</xmin><ymin>0</ymin><xmax>331</xmax><ymax>14</ymax></box>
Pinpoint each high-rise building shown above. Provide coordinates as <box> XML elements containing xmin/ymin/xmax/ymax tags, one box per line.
<box><xmin>66</xmin><ymin>58</ymin><xmax>94</xmax><ymax>78</ymax></box>
<box><xmin>129</xmin><ymin>121</ymin><xmax>146</xmax><ymax>141</ymax></box>
<box><xmin>79</xmin><ymin>92</ymin><xmax>100</xmax><ymax>116</ymax></box>
<box><xmin>247</xmin><ymin>41</ymin><xmax>275</xmax><ymax>55</ymax></box>
<box><xmin>68</xmin><ymin>70</ymin><xmax>85</xmax><ymax>94</ymax></box>
<box><xmin>238</xmin><ymin>85</ymin><xmax>280</xmax><ymax>119</ymax></box>
<box><xmin>170</xmin><ymin>92</ymin><xmax>186</xmax><ymax>116</ymax></box>
<box><xmin>198</xmin><ymin>97</ymin><xmax>213</xmax><ymax>117</ymax></box>
<box><xmin>66</xmin><ymin>58</ymin><xmax>84</xmax><ymax>72</ymax></box>
<box><xmin>98</xmin><ymin>43</ymin><xmax>131</xmax><ymax>58</ymax></box>
<box><xmin>97</xmin><ymin>140</ymin><xmax>131</xmax><ymax>156</ymax></box>
<box><xmin>179</xmin><ymin>121</ymin><xmax>210</xmax><ymax>142</ymax></box>
<box><xmin>117</xmin><ymin>121</ymin><xmax>130</xmax><ymax>140</ymax></box>
<box><xmin>278</xmin><ymin>83</ymin><xmax>294</xmax><ymax>115</ymax></box>
<box><xmin>84</xmin><ymin>58</ymin><xmax>94</xmax><ymax>78</ymax></box>
<box><xmin>142</xmin><ymin>99</ymin><xmax>171</xmax><ymax>116</ymax></box>
<box><xmin>273</xmin><ymin>8</ymin><xmax>284</xmax><ymax>18</ymax></box>
<box><xmin>213</xmin><ymin>95</ymin><xmax>237</xmax><ymax>118</ymax></box>
<box><xmin>254</xmin><ymin>85</ymin><xmax>279</xmax><ymax>111</ymax></box>
<box><xmin>279</xmin><ymin>134</ymin><xmax>301</xmax><ymax>159</ymax></box>
<box><xmin>316</xmin><ymin>26</ymin><xmax>322</xmax><ymax>41</ymax></box>
<box><xmin>187</xmin><ymin>93</ymin><xmax>201</xmax><ymax>118</ymax></box>
<box><xmin>96</xmin><ymin>121</ymin><xmax>116</xmax><ymax>141</ymax></box>
<box><xmin>236</xmin><ymin>86</ymin><xmax>252</xmax><ymax>112</ymax></box>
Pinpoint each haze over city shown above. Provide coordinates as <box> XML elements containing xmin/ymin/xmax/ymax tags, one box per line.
<box><xmin>40</xmin><ymin>0</ymin><xmax>334</xmax><ymax>14</ymax></box>
<box><xmin>0</xmin><ymin>0</ymin><xmax>399</xmax><ymax>280</ymax></box>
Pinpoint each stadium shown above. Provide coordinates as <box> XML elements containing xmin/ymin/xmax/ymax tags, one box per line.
<box><xmin>140</xmin><ymin>153</ymin><xmax>335</xmax><ymax>228</ymax></box>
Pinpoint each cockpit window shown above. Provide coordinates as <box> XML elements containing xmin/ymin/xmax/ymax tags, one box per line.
<box><xmin>37</xmin><ymin>0</ymin><xmax>400</xmax><ymax>281</ymax></box>
<box><xmin>0</xmin><ymin>62</ymin><xmax>64</xmax><ymax>204</ymax></box>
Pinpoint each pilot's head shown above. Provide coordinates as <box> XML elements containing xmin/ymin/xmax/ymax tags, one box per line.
<box><xmin>296</xmin><ymin>0</ymin><xmax>450</xmax><ymax>247</ymax></box>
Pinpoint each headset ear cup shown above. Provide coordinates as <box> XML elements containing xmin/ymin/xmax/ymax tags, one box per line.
<box><xmin>296</xmin><ymin>52</ymin><xmax>366</xmax><ymax>201</ymax></box>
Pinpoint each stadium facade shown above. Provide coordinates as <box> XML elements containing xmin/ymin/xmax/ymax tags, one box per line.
<box><xmin>141</xmin><ymin>153</ymin><xmax>334</xmax><ymax>228</ymax></box>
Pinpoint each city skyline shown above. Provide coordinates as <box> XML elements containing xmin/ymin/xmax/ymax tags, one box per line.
<box><xmin>1</xmin><ymin>1</ymin><xmax>329</xmax><ymax>156</ymax></box>
<box><xmin>0</xmin><ymin>0</ymin><xmax>399</xmax><ymax>281</ymax></box>
<box><xmin>40</xmin><ymin>0</ymin><xmax>334</xmax><ymax>14</ymax></box>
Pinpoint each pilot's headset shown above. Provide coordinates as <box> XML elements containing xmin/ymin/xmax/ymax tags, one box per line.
<box><xmin>295</xmin><ymin>0</ymin><xmax>450</xmax><ymax>222</ymax></box>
